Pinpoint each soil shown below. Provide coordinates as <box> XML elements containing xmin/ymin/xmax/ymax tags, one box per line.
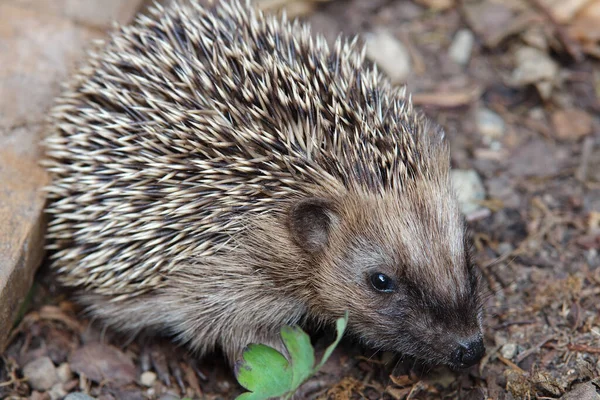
<box><xmin>1</xmin><ymin>0</ymin><xmax>599</xmax><ymax>399</ymax></box>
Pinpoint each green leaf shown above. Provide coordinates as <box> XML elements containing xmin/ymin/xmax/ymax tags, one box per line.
<box><xmin>315</xmin><ymin>312</ymin><xmax>348</xmax><ymax>371</ymax></box>
<box><xmin>234</xmin><ymin>312</ymin><xmax>349</xmax><ymax>399</ymax></box>
<box><xmin>280</xmin><ymin>325</ymin><xmax>315</xmax><ymax>388</ymax></box>
<box><xmin>234</xmin><ymin>344</ymin><xmax>293</xmax><ymax>400</ymax></box>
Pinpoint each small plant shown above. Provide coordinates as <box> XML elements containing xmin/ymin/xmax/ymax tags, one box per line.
<box><xmin>234</xmin><ymin>312</ymin><xmax>349</xmax><ymax>400</ymax></box>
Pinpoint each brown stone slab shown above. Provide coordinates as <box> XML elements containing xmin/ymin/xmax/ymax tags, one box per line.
<box><xmin>11</xmin><ymin>0</ymin><xmax>145</xmax><ymax>29</ymax></box>
<box><xmin>0</xmin><ymin>4</ymin><xmax>103</xmax><ymax>131</ymax></box>
<box><xmin>0</xmin><ymin>150</ymin><xmax>48</xmax><ymax>352</ymax></box>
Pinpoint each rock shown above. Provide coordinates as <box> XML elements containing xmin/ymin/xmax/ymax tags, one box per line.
<box><xmin>462</xmin><ymin>2</ymin><xmax>514</xmax><ymax>47</ymax></box>
<box><xmin>56</xmin><ymin>363</ymin><xmax>72</xmax><ymax>383</ymax></box>
<box><xmin>450</xmin><ymin>169</ymin><xmax>487</xmax><ymax>216</ymax></box>
<box><xmin>158</xmin><ymin>394</ymin><xmax>181</xmax><ymax>400</ymax></box>
<box><xmin>449</xmin><ymin>29</ymin><xmax>475</xmax><ymax>66</ymax></box>
<box><xmin>522</xmin><ymin>27</ymin><xmax>549</xmax><ymax>51</ymax></box>
<box><xmin>29</xmin><ymin>391</ymin><xmax>49</xmax><ymax>400</ymax></box>
<box><xmin>64</xmin><ymin>393</ymin><xmax>97</xmax><ymax>400</ymax></box>
<box><xmin>23</xmin><ymin>357</ymin><xmax>59</xmax><ymax>391</ymax></box>
<box><xmin>569</xmin><ymin>0</ymin><xmax>600</xmax><ymax>56</ymax></box>
<box><xmin>500</xmin><ymin>343</ymin><xmax>518</xmax><ymax>359</ymax></box>
<box><xmin>511</xmin><ymin>46</ymin><xmax>559</xmax><ymax>99</ymax></box>
<box><xmin>552</xmin><ymin>109</ymin><xmax>593</xmax><ymax>141</ymax></box>
<box><xmin>512</xmin><ymin>47</ymin><xmax>558</xmax><ymax>84</ymax></box>
<box><xmin>560</xmin><ymin>382</ymin><xmax>600</xmax><ymax>400</ymax></box>
<box><xmin>497</xmin><ymin>242</ymin><xmax>514</xmax><ymax>255</ymax></box>
<box><xmin>48</xmin><ymin>382</ymin><xmax>67</xmax><ymax>400</ymax></box>
<box><xmin>544</xmin><ymin>0</ymin><xmax>591</xmax><ymax>23</ymax></box>
<box><xmin>0</xmin><ymin>151</ymin><xmax>48</xmax><ymax>352</ymax></box>
<box><xmin>364</xmin><ymin>29</ymin><xmax>411</xmax><ymax>84</ymax></box>
<box><xmin>507</xmin><ymin>139</ymin><xmax>569</xmax><ymax>178</ymax></box>
<box><xmin>13</xmin><ymin>0</ymin><xmax>144</xmax><ymax>30</ymax></box>
<box><xmin>0</xmin><ymin>4</ymin><xmax>102</xmax><ymax>131</ymax></box>
<box><xmin>140</xmin><ymin>371</ymin><xmax>157</xmax><ymax>387</ymax></box>
<box><xmin>476</xmin><ymin>108</ymin><xmax>505</xmax><ymax>142</ymax></box>
<box><xmin>70</xmin><ymin>342</ymin><xmax>136</xmax><ymax>386</ymax></box>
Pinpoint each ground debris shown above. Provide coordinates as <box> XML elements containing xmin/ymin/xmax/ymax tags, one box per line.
<box><xmin>70</xmin><ymin>343</ymin><xmax>136</xmax><ymax>387</ymax></box>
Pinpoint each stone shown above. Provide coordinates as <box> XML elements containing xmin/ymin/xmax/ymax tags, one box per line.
<box><xmin>497</xmin><ymin>242</ymin><xmax>514</xmax><ymax>255</ymax></box>
<box><xmin>0</xmin><ymin>0</ymin><xmax>144</xmax><ymax>352</ymax></box>
<box><xmin>462</xmin><ymin>2</ymin><xmax>514</xmax><ymax>47</ymax></box>
<box><xmin>140</xmin><ymin>371</ymin><xmax>157</xmax><ymax>387</ymax></box>
<box><xmin>511</xmin><ymin>46</ymin><xmax>559</xmax><ymax>99</ymax></box>
<box><xmin>22</xmin><ymin>357</ymin><xmax>59</xmax><ymax>391</ymax></box>
<box><xmin>552</xmin><ymin>109</ymin><xmax>593</xmax><ymax>141</ymax></box>
<box><xmin>476</xmin><ymin>108</ymin><xmax>505</xmax><ymax>141</ymax></box>
<box><xmin>543</xmin><ymin>0</ymin><xmax>591</xmax><ymax>23</ymax></box>
<box><xmin>0</xmin><ymin>151</ymin><xmax>48</xmax><ymax>352</ymax></box>
<box><xmin>64</xmin><ymin>393</ymin><xmax>97</xmax><ymax>400</ymax></box>
<box><xmin>0</xmin><ymin>4</ymin><xmax>102</xmax><ymax>131</ymax></box>
<box><xmin>449</xmin><ymin>29</ymin><xmax>475</xmax><ymax>66</ymax></box>
<box><xmin>507</xmin><ymin>139</ymin><xmax>569</xmax><ymax>178</ymax></box>
<box><xmin>48</xmin><ymin>382</ymin><xmax>67</xmax><ymax>400</ymax></box>
<box><xmin>500</xmin><ymin>343</ymin><xmax>518</xmax><ymax>359</ymax></box>
<box><xmin>56</xmin><ymin>363</ymin><xmax>73</xmax><ymax>383</ymax></box>
<box><xmin>365</xmin><ymin>29</ymin><xmax>411</xmax><ymax>84</ymax></box>
<box><xmin>158</xmin><ymin>394</ymin><xmax>181</xmax><ymax>400</ymax></box>
<box><xmin>560</xmin><ymin>382</ymin><xmax>600</xmax><ymax>400</ymax></box>
<box><xmin>13</xmin><ymin>0</ymin><xmax>144</xmax><ymax>30</ymax></box>
<box><xmin>451</xmin><ymin>169</ymin><xmax>487</xmax><ymax>216</ymax></box>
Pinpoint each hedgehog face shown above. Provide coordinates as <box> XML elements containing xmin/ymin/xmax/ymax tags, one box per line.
<box><xmin>289</xmin><ymin>186</ymin><xmax>485</xmax><ymax>369</ymax></box>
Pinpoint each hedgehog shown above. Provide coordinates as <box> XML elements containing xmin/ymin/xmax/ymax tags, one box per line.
<box><xmin>43</xmin><ymin>0</ymin><xmax>485</xmax><ymax>368</ymax></box>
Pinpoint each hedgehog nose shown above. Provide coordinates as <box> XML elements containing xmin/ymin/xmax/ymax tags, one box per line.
<box><xmin>453</xmin><ymin>336</ymin><xmax>485</xmax><ymax>368</ymax></box>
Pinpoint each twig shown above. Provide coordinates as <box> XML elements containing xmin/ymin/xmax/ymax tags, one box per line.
<box><xmin>497</xmin><ymin>355</ymin><xmax>526</xmax><ymax>374</ymax></box>
<box><xmin>0</xmin><ymin>377</ymin><xmax>28</xmax><ymax>387</ymax></box>
<box><xmin>412</xmin><ymin>86</ymin><xmax>481</xmax><ymax>108</ymax></box>
<box><xmin>543</xmin><ymin>342</ymin><xmax>600</xmax><ymax>354</ymax></box>
<box><xmin>493</xmin><ymin>320</ymin><xmax>536</xmax><ymax>330</ymax></box>
<box><xmin>515</xmin><ymin>335</ymin><xmax>556</xmax><ymax>363</ymax></box>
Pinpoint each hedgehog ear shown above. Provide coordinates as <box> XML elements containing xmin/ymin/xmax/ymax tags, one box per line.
<box><xmin>289</xmin><ymin>198</ymin><xmax>337</xmax><ymax>254</ymax></box>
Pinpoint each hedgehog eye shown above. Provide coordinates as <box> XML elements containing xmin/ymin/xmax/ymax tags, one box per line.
<box><xmin>369</xmin><ymin>273</ymin><xmax>395</xmax><ymax>293</ymax></box>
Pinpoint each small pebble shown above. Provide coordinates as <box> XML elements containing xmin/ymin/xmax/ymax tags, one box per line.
<box><xmin>29</xmin><ymin>391</ymin><xmax>48</xmax><ymax>400</ymax></box>
<box><xmin>497</xmin><ymin>242</ymin><xmax>514</xmax><ymax>255</ymax></box>
<box><xmin>512</xmin><ymin>46</ymin><xmax>558</xmax><ymax>85</ymax></box>
<box><xmin>585</xmin><ymin>249</ymin><xmax>598</xmax><ymax>266</ymax></box>
<box><xmin>365</xmin><ymin>29</ymin><xmax>411</xmax><ymax>84</ymax></box>
<box><xmin>450</xmin><ymin>169</ymin><xmax>487</xmax><ymax>216</ymax></box>
<box><xmin>158</xmin><ymin>394</ymin><xmax>180</xmax><ymax>400</ymax></box>
<box><xmin>64</xmin><ymin>393</ymin><xmax>96</xmax><ymax>400</ymax></box>
<box><xmin>512</xmin><ymin>46</ymin><xmax>558</xmax><ymax>99</ymax></box>
<box><xmin>559</xmin><ymin>382</ymin><xmax>600</xmax><ymax>400</ymax></box>
<box><xmin>56</xmin><ymin>363</ymin><xmax>72</xmax><ymax>383</ymax></box>
<box><xmin>49</xmin><ymin>382</ymin><xmax>67</xmax><ymax>400</ymax></box>
<box><xmin>23</xmin><ymin>357</ymin><xmax>59</xmax><ymax>391</ymax></box>
<box><xmin>448</xmin><ymin>29</ymin><xmax>475</xmax><ymax>66</ymax></box>
<box><xmin>552</xmin><ymin>109</ymin><xmax>592</xmax><ymax>141</ymax></box>
<box><xmin>140</xmin><ymin>371</ymin><xmax>157</xmax><ymax>387</ymax></box>
<box><xmin>476</xmin><ymin>108</ymin><xmax>505</xmax><ymax>141</ymax></box>
<box><xmin>500</xmin><ymin>343</ymin><xmax>518</xmax><ymax>359</ymax></box>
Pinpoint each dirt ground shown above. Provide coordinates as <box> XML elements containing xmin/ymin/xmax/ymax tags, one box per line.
<box><xmin>1</xmin><ymin>0</ymin><xmax>600</xmax><ymax>399</ymax></box>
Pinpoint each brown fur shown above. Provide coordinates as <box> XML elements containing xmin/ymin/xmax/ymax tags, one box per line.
<box><xmin>43</xmin><ymin>0</ymin><xmax>484</xmax><ymax>366</ymax></box>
